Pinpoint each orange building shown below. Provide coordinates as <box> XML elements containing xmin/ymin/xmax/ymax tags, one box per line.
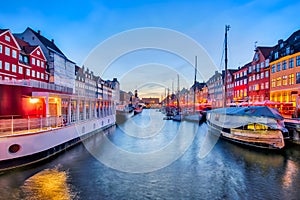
<box><xmin>269</xmin><ymin>30</ymin><xmax>300</xmax><ymax>116</ymax></box>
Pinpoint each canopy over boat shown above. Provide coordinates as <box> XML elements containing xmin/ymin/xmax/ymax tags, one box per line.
<box><xmin>208</xmin><ymin>106</ymin><xmax>283</xmax><ymax>120</ymax></box>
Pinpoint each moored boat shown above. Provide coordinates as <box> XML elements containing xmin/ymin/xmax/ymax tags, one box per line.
<box><xmin>206</xmin><ymin>106</ymin><xmax>288</xmax><ymax>149</ymax></box>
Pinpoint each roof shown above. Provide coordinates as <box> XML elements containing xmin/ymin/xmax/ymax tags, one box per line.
<box><xmin>0</xmin><ymin>29</ymin><xmax>8</xmax><ymax>34</ymax></box>
<box><xmin>27</xmin><ymin>27</ymin><xmax>65</xmax><ymax>57</ymax></box>
<box><xmin>14</xmin><ymin>36</ymin><xmax>38</xmax><ymax>54</ymax></box>
<box><xmin>257</xmin><ymin>46</ymin><xmax>275</xmax><ymax>58</ymax></box>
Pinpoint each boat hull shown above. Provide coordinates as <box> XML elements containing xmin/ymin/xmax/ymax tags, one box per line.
<box><xmin>207</xmin><ymin>120</ymin><xmax>285</xmax><ymax>149</ymax></box>
<box><xmin>0</xmin><ymin>115</ymin><xmax>115</xmax><ymax>172</ymax></box>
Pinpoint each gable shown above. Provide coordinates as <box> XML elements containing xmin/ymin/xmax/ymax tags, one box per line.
<box><xmin>0</xmin><ymin>30</ymin><xmax>21</xmax><ymax>50</ymax></box>
<box><xmin>31</xmin><ymin>46</ymin><xmax>46</xmax><ymax>61</ymax></box>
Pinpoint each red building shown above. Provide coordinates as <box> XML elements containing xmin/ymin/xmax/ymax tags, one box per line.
<box><xmin>248</xmin><ymin>46</ymin><xmax>274</xmax><ymax>102</ymax></box>
<box><xmin>233</xmin><ymin>63</ymin><xmax>250</xmax><ymax>102</ymax></box>
<box><xmin>225</xmin><ymin>69</ymin><xmax>238</xmax><ymax>105</ymax></box>
<box><xmin>0</xmin><ymin>29</ymin><xmax>20</xmax><ymax>80</ymax></box>
<box><xmin>0</xmin><ymin>29</ymin><xmax>48</xmax><ymax>82</ymax></box>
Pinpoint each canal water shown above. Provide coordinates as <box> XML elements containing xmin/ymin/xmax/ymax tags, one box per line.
<box><xmin>0</xmin><ymin>109</ymin><xmax>300</xmax><ymax>200</ymax></box>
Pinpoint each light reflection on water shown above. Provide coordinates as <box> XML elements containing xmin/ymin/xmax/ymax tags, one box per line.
<box><xmin>0</xmin><ymin>109</ymin><xmax>300</xmax><ymax>199</ymax></box>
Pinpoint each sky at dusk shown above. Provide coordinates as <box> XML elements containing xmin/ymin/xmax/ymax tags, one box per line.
<box><xmin>1</xmin><ymin>0</ymin><xmax>300</xmax><ymax>98</ymax></box>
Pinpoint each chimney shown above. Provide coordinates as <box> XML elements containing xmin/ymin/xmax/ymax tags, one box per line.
<box><xmin>51</xmin><ymin>39</ymin><xmax>54</xmax><ymax>43</ymax></box>
<box><xmin>38</xmin><ymin>30</ymin><xmax>41</xmax><ymax>35</ymax></box>
<box><xmin>278</xmin><ymin>39</ymin><xmax>283</xmax><ymax>44</ymax></box>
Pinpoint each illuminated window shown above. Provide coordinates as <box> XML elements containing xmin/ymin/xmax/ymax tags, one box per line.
<box><xmin>288</xmin><ymin>74</ymin><xmax>294</xmax><ymax>85</ymax></box>
<box><xmin>271</xmin><ymin>79</ymin><xmax>276</xmax><ymax>88</ymax></box>
<box><xmin>289</xmin><ymin>58</ymin><xmax>294</xmax><ymax>68</ymax></box>
<box><xmin>261</xmin><ymin>83</ymin><xmax>264</xmax><ymax>89</ymax></box>
<box><xmin>277</xmin><ymin>77</ymin><xmax>281</xmax><ymax>86</ymax></box>
<box><xmin>282</xmin><ymin>75</ymin><xmax>288</xmax><ymax>86</ymax></box>
<box><xmin>265</xmin><ymin>82</ymin><xmax>269</xmax><ymax>89</ymax></box>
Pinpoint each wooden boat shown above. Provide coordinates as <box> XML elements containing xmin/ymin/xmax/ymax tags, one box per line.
<box><xmin>206</xmin><ymin>106</ymin><xmax>289</xmax><ymax>149</ymax></box>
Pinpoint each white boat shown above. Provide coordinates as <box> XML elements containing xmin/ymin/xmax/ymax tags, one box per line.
<box><xmin>206</xmin><ymin>106</ymin><xmax>289</xmax><ymax>149</ymax></box>
<box><xmin>0</xmin><ymin>81</ymin><xmax>116</xmax><ymax>172</ymax></box>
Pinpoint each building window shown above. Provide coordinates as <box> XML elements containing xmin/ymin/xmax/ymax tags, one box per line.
<box><xmin>249</xmin><ymin>67</ymin><xmax>252</xmax><ymax>73</ymax></box>
<box><xmin>244</xmin><ymin>79</ymin><xmax>247</xmax><ymax>84</ymax></box>
<box><xmin>297</xmin><ymin>56</ymin><xmax>300</xmax><ymax>67</ymax></box>
<box><xmin>296</xmin><ymin>72</ymin><xmax>300</xmax><ymax>84</ymax></box>
<box><xmin>277</xmin><ymin>63</ymin><xmax>281</xmax><ymax>72</ymax></box>
<box><xmin>289</xmin><ymin>58</ymin><xmax>294</xmax><ymax>68</ymax></box>
<box><xmin>282</xmin><ymin>75</ymin><xmax>288</xmax><ymax>86</ymax></box>
<box><xmin>37</xmin><ymin>50</ymin><xmax>40</xmax><ymax>55</ymax></box>
<box><xmin>5</xmin><ymin>35</ymin><xmax>10</xmax><ymax>42</ymax></box>
<box><xmin>24</xmin><ymin>56</ymin><xmax>28</xmax><ymax>64</ymax></box>
<box><xmin>37</xmin><ymin>71</ymin><xmax>40</xmax><ymax>78</ymax></box>
<box><xmin>261</xmin><ymin>62</ymin><xmax>265</xmax><ymax>69</ymax></box>
<box><xmin>271</xmin><ymin>65</ymin><xmax>275</xmax><ymax>73</ymax></box>
<box><xmin>37</xmin><ymin>60</ymin><xmax>40</xmax><ymax>67</ymax></box>
<box><xmin>5</xmin><ymin>47</ymin><xmax>10</xmax><ymax>56</ymax></box>
<box><xmin>261</xmin><ymin>83</ymin><xmax>264</xmax><ymax>89</ymax></box>
<box><xmin>5</xmin><ymin>62</ymin><xmax>10</xmax><ymax>71</ymax></box>
<box><xmin>256</xmin><ymin>74</ymin><xmax>260</xmax><ymax>80</ymax></box>
<box><xmin>288</xmin><ymin>74</ymin><xmax>294</xmax><ymax>85</ymax></box>
<box><xmin>265</xmin><ymin>71</ymin><xmax>269</xmax><ymax>78</ymax></box>
<box><xmin>26</xmin><ymin>69</ymin><xmax>30</xmax><ymax>76</ymax></box>
<box><xmin>271</xmin><ymin>79</ymin><xmax>276</xmax><ymax>88</ymax></box>
<box><xmin>275</xmin><ymin>52</ymin><xmax>279</xmax><ymax>59</ymax></box>
<box><xmin>276</xmin><ymin>77</ymin><xmax>281</xmax><ymax>87</ymax></box>
<box><xmin>0</xmin><ymin>60</ymin><xmax>2</xmax><ymax>69</ymax></box>
<box><xmin>46</xmin><ymin>75</ymin><xmax>48</xmax><ymax>80</ymax></box>
<box><xmin>32</xmin><ymin>57</ymin><xmax>35</xmax><ymax>65</ymax></box>
<box><xmin>0</xmin><ymin>44</ymin><xmax>2</xmax><ymax>53</ymax></box>
<box><xmin>12</xmin><ymin>64</ymin><xmax>16</xmax><ymax>73</ymax></box>
<box><xmin>261</xmin><ymin>72</ymin><xmax>264</xmax><ymax>79</ymax></box>
<box><xmin>282</xmin><ymin>60</ymin><xmax>287</xmax><ymax>70</ymax></box>
<box><xmin>12</xmin><ymin>50</ymin><xmax>17</xmax><ymax>58</ymax></box>
<box><xmin>41</xmin><ymin>61</ymin><xmax>44</xmax><ymax>68</ymax></box>
<box><xmin>41</xmin><ymin>73</ymin><xmax>44</xmax><ymax>79</ymax></box>
<box><xmin>19</xmin><ymin>66</ymin><xmax>23</xmax><ymax>74</ymax></box>
<box><xmin>32</xmin><ymin>70</ymin><xmax>35</xmax><ymax>77</ymax></box>
<box><xmin>265</xmin><ymin>82</ymin><xmax>269</xmax><ymax>89</ymax></box>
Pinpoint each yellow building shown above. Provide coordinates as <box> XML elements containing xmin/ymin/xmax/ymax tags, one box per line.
<box><xmin>269</xmin><ymin>32</ymin><xmax>300</xmax><ymax>116</ymax></box>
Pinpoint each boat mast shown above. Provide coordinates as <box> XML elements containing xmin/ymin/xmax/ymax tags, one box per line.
<box><xmin>194</xmin><ymin>56</ymin><xmax>197</xmax><ymax>112</ymax></box>
<box><xmin>224</xmin><ymin>25</ymin><xmax>230</xmax><ymax>107</ymax></box>
<box><xmin>177</xmin><ymin>74</ymin><xmax>180</xmax><ymax>110</ymax></box>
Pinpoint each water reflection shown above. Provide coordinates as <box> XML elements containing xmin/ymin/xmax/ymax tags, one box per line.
<box><xmin>20</xmin><ymin>167</ymin><xmax>77</xmax><ymax>200</ymax></box>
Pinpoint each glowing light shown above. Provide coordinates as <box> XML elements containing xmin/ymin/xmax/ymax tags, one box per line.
<box><xmin>29</xmin><ymin>98</ymin><xmax>39</xmax><ymax>104</ymax></box>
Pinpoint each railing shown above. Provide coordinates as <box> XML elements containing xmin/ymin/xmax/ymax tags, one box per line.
<box><xmin>0</xmin><ymin>116</ymin><xmax>64</xmax><ymax>135</ymax></box>
<box><xmin>0</xmin><ymin>79</ymin><xmax>73</xmax><ymax>94</ymax></box>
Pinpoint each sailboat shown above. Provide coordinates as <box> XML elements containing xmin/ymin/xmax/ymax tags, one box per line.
<box><xmin>173</xmin><ymin>74</ymin><xmax>183</xmax><ymax>121</ymax></box>
<box><xmin>183</xmin><ymin>56</ymin><xmax>203</xmax><ymax>123</ymax></box>
<box><xmin>206</xmin><ymin>25</ymin><xmax>288</xmax><ymax>149</ymax></box>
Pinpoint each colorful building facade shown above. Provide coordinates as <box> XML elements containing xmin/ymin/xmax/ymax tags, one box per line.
<box><xmin>269</xmin><ymin>30</ymin><xmax>300</xmax><ymax>116</ymax></box>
